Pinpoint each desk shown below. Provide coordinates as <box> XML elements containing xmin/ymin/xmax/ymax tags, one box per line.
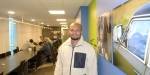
<box><xmin>0</xmin><ymin>50</ymin><xmax>36</xmax><ymax>75</ymax></box>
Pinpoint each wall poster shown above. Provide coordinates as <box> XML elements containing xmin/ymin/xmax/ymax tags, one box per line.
<box><xmin>97</xmin><ymin>12</ymin><xmax>112</xmax><ymax>61</ymax></box>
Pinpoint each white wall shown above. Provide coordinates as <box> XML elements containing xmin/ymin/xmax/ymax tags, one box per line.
<box><xmin>16</xmin><ymin>22</ymin><xmax>42</xmax><ymax>48</ymax></box>
<box><xmin>0</xmin><ymin>18</ymin><xmax>42</xmax><ymax>54</ymax></box>
<box><xmin>0</xmin><ymin>19</ymin><xmax>9</xmax><ymax>53</ymax></box>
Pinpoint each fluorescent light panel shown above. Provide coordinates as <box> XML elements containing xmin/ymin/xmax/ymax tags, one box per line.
<box><xmin>61</xmin><ymin>24</ymin><xmax>67</xmax><ymax>26</ymax></box>
<box><xmin>48</xmin><ymin>10</ymin><xmax>65</xmax><ymax>14</ymax></box>
<box><xmin>8</xmin><ymin>11</ymin><xmax>15</xmax><ymax>15</ymax></box>
<box><xmin>47</xmin><ymin>25</ymin><xmax>50</xmax><ymax>26</ymax></box>
<box><xmin>56</xmin><ymin>19</ymin><xmax>66</xmax><ymax>21</ymax></box>
<box><xmin>40</xmin><ymin>22</ymin><xmax>44</xmax><ymax>24</ymax></box>
<box><xmin>31</xmin><ymin>19</ymin><xmax>35</xmax><ymax>22</ymax></box>
<box><xmin>60</xmin><ymin>22</ymin><xmax>67</xmax><ymax>24</ymax></box>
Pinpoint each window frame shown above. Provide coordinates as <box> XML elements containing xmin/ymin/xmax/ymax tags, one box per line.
<box><xmin>126</xmin><ymin>17</ymin><xmax>150</xmax><ymax>64</ymax></box>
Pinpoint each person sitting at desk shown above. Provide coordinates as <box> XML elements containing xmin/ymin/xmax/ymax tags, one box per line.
<box><xmin>36</xmin><ymin>42</ymin><xmax>44</xmax><ymax>51</ymax></box>
<box><xmin>36</xmin><ymin>37</ymin><xmax>53</xmax><ymax>66</ymax></box>
<box><xmin>21</xmin><ymin>39</ymin><xmax>35</xmax><ymax>51</ymax></box>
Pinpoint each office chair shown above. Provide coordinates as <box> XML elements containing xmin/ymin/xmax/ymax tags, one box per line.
<box><xmin>5</xmin><ymin>51</ymin><xmax>11</xmax><ymax>56</ymax></box>
<box><xmin>18</xmin><ymin>60</ymin><xmax>28</xmax><ymax>75</ymax></box>
<box><xmin>28</xmin><ymin>55</ymin><xmax>38</xmax><ymax>72</ymax></box>
<box><xmin>13</xmin><ymin>49</ymin><xmax>19</xmax><ymax>54</ymax></box>
<box><xmin>0</xmin><ymin>53</ymin><xmax>6</xmax><ymax>59</ymax></box>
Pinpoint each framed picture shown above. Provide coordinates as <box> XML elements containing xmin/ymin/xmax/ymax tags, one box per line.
<box><xmin>97</xmin><ymin>12</ymin><xmax>112</xmax><ymax>61</ymax></box>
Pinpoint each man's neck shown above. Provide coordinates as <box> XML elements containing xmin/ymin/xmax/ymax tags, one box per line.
<box><xmin>71</xmin><ymin>39</ymin><xmax>79</xmax><ymax>47</ymax></box>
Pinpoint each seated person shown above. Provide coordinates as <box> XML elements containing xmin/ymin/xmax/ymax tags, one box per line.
<box><xmin>21</xmin><ymin>39</ymin><xmax>35</xmax><ymax>51</ymax></box>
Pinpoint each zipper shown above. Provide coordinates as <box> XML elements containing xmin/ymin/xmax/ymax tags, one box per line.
<box><xmin>69</xmin><ymin>46</ymin><xmax>75</xmax><ymax>75</ymax></box>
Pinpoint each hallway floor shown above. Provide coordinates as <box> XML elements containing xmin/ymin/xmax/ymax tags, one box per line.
<box><xmin>28</xmin><ymin>63</ymin><xmax>54</xmax><ymax>75</ymax></box>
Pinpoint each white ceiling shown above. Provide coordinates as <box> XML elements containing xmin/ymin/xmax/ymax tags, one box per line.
<box><xmin>0</xmin><ymin>0</ymin><xmax>91</xmax><ymax>26</ymax></box>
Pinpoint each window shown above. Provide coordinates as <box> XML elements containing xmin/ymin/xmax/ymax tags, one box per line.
<box><xmin>9</xmin><ymin>17</ymin><xmax>17</xmax><ymax>51</ymax></box>
<box><xmin>127</xmin><ymin>18</ymin><xmax>150</xmax><ymax>61</ymax></box>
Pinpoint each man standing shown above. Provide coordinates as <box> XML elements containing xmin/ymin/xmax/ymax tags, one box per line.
<box><xmin>54</xmin><ymin>22</ymin><xmax>97</xmax><ymax>75</ymax></box>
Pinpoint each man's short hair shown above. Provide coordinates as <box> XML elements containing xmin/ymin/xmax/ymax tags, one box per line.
<box><xmin>69</xmin><ymin>22</ymin><xmax>82</xmax><ymax>31</ymax></box>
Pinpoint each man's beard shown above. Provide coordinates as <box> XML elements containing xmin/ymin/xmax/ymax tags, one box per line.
<box><xmin>71</xmin><ymin>37</ymin><xmax>80</xmax><ymax>40</ymax></box>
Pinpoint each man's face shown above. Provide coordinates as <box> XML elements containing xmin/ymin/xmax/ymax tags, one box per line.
<box><xmin>69</xmin><ymin>24</ymin><xmax>82</xmax><ymax>40</ymax></box>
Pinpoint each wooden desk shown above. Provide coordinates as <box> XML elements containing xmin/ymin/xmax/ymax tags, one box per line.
<box><xmin>0</xmin><ymin>50</ymin><xmax>36</xmax><ymax>75</ymax></box>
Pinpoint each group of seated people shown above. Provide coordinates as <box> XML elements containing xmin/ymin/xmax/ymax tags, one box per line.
<box><xmin>21</xmin><ymin>36</ymin><xmax>62</xmax><ymax>70</ymax></box>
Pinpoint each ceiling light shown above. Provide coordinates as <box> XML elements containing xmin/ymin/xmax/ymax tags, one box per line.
<box><xmin>40</xmin><ymin>22</ymin><xmax>44</xmax><ymax>24</ymax></box>
<box><xmin>48</xmin><ymin>10</ymin><xmax>65</xmax><ymax>14</ymax></box>
<box><xmin>8</xmin><ymin>11</ymin><xmax>15</xmax><ymax>15</ymax></box>
<box><xmin>31</xmin><ymin>19</ymin><xmax>35</xmax><ymax>22</ymax></box>
<box><xmin>60</xmin><ymin>22</ymin><xmax>67</xmax><ymax>25</ymax></box>
<box><xmin>56</xmin><ymin>19</ymin><xmax>66</xmax><ymax>21</ymax></box>
<box><xmin>61</xmin><ymin>24</ymin><xmax>67</xmax><ymax>26</ymax></box>
<box><xmin>47</xmin><ymin>25</ymin><xmax>50</xmax><ymax>26</ymax></box>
